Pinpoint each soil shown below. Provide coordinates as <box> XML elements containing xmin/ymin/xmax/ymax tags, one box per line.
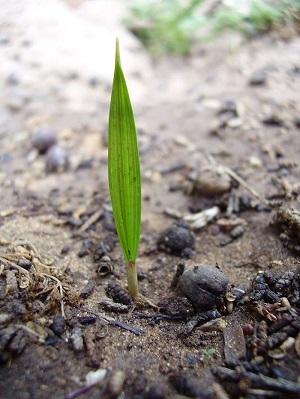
<box><xmin>0</xmin><ymin>1</ymin><xmax>299</xmax><ymax>399</ymax></box>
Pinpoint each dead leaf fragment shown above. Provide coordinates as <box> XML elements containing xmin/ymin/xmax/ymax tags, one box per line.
<box><xmin>223</xmin><ymin>323</ymin><xmax>246</xmax><ymax>363</ymax></box>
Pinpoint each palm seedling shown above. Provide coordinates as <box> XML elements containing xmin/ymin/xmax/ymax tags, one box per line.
<box><xmin>108</xmin><ymin>39</ymin><xmax>141</xmax><ymax>299</ymax></box>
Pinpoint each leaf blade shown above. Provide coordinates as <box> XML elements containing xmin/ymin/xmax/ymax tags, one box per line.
<box><xmin>108</xmin><ymin>39</ymin><xmax>141</xmax><ymax>264</ymax></box>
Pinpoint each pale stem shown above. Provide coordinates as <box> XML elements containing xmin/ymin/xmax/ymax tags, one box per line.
<box><xmin>127</xmin><ymin>260</ymin><xmax>139</xmax><ymax>298</ymax></box>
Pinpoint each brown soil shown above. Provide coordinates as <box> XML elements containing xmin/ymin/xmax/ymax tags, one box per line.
<box><xmin>0</xmin><ymin>2</ymin><xmax>299</xmax><ymax>399</ymax></box>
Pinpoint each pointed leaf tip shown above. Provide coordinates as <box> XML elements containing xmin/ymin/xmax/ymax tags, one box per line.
<box><xmin>115</xmin><ymin>38</ymin><xmax>120</xmax><ymax>66</ymax></box>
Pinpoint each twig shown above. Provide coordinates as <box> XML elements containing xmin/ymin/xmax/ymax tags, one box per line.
<box><xmin>224</xmin><ymin>167</ymin><xmax>272</xmax><ymax>208</ymax></box>
<box><xmin>80</xmin><ymin>308</ymin><xmax>143</xmax><ymax>335</ymax></box>
<box><xmin>134</xmin><ymin>313</ymin><xmax>183</xmax><ymax>321</ymax></box>
<box><xmin>79</xmin><ymin>209</ymin><xmax>103</xmax><ymax>232</ymax></box>
<box><xmin>241</xmin><ymin>372</ymin><xmax>300</xmax><ymax>396</ymax></box>
<box><xmin>215</xmin><ymin>366</ymin><xmax>300</xmax><ymax>396</ymax></box>
<box><xmin>179</xmin><ymin>309</ymin><xmax>221</xmax><ymax>337</ymax></box>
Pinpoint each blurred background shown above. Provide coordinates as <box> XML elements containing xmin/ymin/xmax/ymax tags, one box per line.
<box><xmin>0</xmin><ymin>0</ymin><xmax>299</xmax><ymax>191</ymax></box>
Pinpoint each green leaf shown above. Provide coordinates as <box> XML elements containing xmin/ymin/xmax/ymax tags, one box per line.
<box><xmin>108</xmin><ymin>39</ymin><xmax>141</xmax><ymax>264</ymax></box>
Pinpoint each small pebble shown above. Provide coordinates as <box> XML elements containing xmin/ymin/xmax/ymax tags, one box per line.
<box><xmin>230</xmin><ymin>225</ymin><xmax>244</xmax><ymax>239</ymax></box>
<box><xmin>32</xmin><ymin>127</ymin><xmax>56</xmax><ymax>153</ymax></box>
<box><xmin>61</xmin><ymin>245</ymin><xmax>70</xmax><ymax>254</ymax></box>
<box><xmin>89</xmin><ymin>76</ymin><xmax>101</xmax><ymax>87</ymax></box>
<box><xmin>51</xmin><ymin>314</ymin><xmax>66</xmax><ymax>336</ymax></box>
<box><xmin>192</xmin><ymin>165</ymin><xmax>231</xmax><ymax>197</ymax></box>
<box><xmin>249</xmin><ymin>70</ymin><xmax>267</xmax><ymax>86</ymax></box>
<box><xmin>46</xmin><ymin>145</ymin><xmax>70</xmax><ymax>173</ymax></box>
<box><xmin>70</xmin><ymin>326</ymin><xmax>84</xmax><ymax>353</ymax></box>
<box><xmin>180</xmin><ymin>264</ymin><xmax>229</xmax><ymax>310</ymax></box>
<box><xmin>242</xmin><ymin>323</ymin><xmax>254</xmax><ymax>336</ymax></box>
<box><xmin>7</xmin><ymin>72</ymin><xmax>20</xmax><ymax>86</ymax></box>
<box><xmin>108</xmin><ymin>370</ymin><xmax>126</xmax><ymax>398</ymax></box>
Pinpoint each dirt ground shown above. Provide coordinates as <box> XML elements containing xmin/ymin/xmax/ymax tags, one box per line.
<box><xmin>0</xmin><ymin>1</ymin><xmax>299</xmax><ymax>399</ymax></box>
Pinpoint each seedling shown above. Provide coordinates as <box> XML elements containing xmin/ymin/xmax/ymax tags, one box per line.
<box><xmin>108</xmin><ymin>39</ymin><xmax>141</xmax><ymax>299</ymax></box>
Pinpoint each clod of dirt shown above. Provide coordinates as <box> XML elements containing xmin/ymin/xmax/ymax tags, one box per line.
<box><xmin>274</xmin><ymin>207</ymin><xmax>300</xmax><ymax>252</ymax></box>
<box><xmin>0</xmin><ymin>326</ymin><xmax>28</xmax><ymax>363</ymax></box>
<box><xmin>158</xmin><ymin>296</ymin><xmax>195</xmax><ymax>321</ymax></box>
<box><xmin>190</xmin><ymin>164</ymin><xmax>232</xmax><ymax>197</ymax></box>
<box><xmin>80</xmin><ymin>279</ymin><xmax>95</xmax><ymax>299</ymax></box>
<box><xmin>46</xmin><ymin>145</ymin><xmax>70</xmax><ymax>173</ymax></box>
<box><xmin>31</xmin><ymin>127</ymin><xmax>57</xmax><ymax>153</ymax></box>
<box><xmin>157</xmin><ymin>221</ymin><xmax>194</xmax><ymax>257</ymax></box>
<box><xmin>106</xmin><ymin>282</ymin><xmax>133</xmax><ymax>305</ymax></box>
<box><xmin>179</xmin><ymin>264</ymin><xmax>229</xmax><ymax>310</ymax></box>
<box><xmin>249</xmin><ymin>269</ymin><xmax>300</xmax><ymax>307</ymax></box>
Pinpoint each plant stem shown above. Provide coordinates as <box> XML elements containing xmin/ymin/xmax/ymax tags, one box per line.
<box><xmin>127</xmin><ymin>260</ymin><xmax>139</xmax><ymax>298</ymax></box>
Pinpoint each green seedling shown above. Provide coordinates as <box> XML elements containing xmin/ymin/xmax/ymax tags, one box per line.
<box><xmin>108</xmin><ymin>39</ymin><xmax>141</xmax><ymax>299</ymax></box>
<box><xmin>203</xmin><ymin>347</ymin><xmax>216</xmax><ymax>356</ymax></box>
<box><xmin>126</xmin><ymin>0</ymin><xmax>300</xmax><ymax>57</ymax></box>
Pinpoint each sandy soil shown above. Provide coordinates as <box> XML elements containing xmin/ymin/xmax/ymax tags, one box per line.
<box><xmin>0</xmin><ymin>1</ymin><xmax>299</xmax><ymax>398</ymax></box>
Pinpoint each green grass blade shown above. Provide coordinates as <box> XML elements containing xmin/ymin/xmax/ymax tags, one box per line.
<box><xmin>108</xmin><ymin>39</ymin><xmax>141</xmax><ymax>264</ymax></box>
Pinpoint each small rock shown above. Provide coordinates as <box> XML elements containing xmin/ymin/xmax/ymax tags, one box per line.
<box><xmin>32</xmin><ymin>127</ymin><xmax>57</xmax><ymax>153</ymax></box>
<box><xmin>192</xmin><ymin>165</ymin><xmax>231</xmax><ymax>197</ymax></box>
<box><xmin>219</xmin><ymin>98</ymin><xmax>238</xmax><ymax>114</ymax></box>
<box><xmin>261</xmin><ymin>112</ymin><xmax>285</xmax><ymax>126</ymax></box>
<box><xmin>51</xmin><ymin>314</ymin><xmax>66</xmax><ymax>336</ymax></box>
<box><xmin>248</xmin><ymin>156</ymin><xmax>262</xmax><ymax>168</ymax></box>
<box><xmin>70</xmin><ymin>326</ymin><xmax>84</xmax><ymax>353</ymax></box>
<box><xmin>179</xmin><ymin>264</ymin><xmax>229</xmax><ymax>310</ymax></box>
<box><xmin>230</xmin><ymin>225</ymin><xmax>244</xmax><ymax>239</ymax></box>
<box><xmin>89</xmin><ymin>76</ymin><xmax>101</xmax><ymax>87</ymax></box>
<box><xmin>249</xmin><ymin>70</ymin><xmax>267</xmax><ymax>86</ymax></box>
<box><xmin>16</xmin><ymin>258</ymin><xmax>32</xmax><ymax>270</ymax></box>
<box><xmin>157</xmin><ymin>221</ymin><xmax>194</xmax><ymax>256</ymax></box>
<box><xmin>7</xmin><ymin>72</ymin><xmax>20</xmax><ymax>86</ymax></box>
<box><xmin>46</xmin><ymin>145</ymin><xmax>70</xmax><ymax>173</ymax></box>
<box><xmin>108</xmin><ymin>370</ymin><xmax>126</xmax><ymax>398</ymax></box>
